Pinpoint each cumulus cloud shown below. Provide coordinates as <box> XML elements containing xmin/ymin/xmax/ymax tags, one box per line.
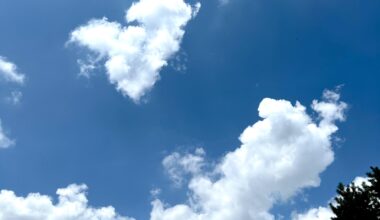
<box><xmin>0</xmin><ymin>184</ymin><xmax>134</xmax><ymax>220</ymax></box>
<box><xmin>152</xmin><ymin>90</ymin><xmax>347</xmax><ymax>220</ymax></box>
<box><xmin>0</xmin><ymin>56</ymin><xmax>25</xmax><ymax>84</ymax></box>
<box><xmin>69</xmin><ymin>0</ymin><xmax>201</xmax><ymax>102</ymax></box>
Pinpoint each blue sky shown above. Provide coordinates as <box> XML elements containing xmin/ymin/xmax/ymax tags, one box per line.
<box><xmin>0</xmin><ymin>0</ymin><xmax>379</xmax><ymax>219</ymax></box>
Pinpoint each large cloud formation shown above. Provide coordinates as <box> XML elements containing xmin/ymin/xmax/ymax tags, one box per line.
<box><xmin>0</xmin><ymin>184</ymin><xmax>134</xmax><ymax>220</ymax></box>
<box><xmin>153</xmin><ymin>90</ymin><xmax>347</xmax><ymax>220</ymax></box>
<box><xmin>0</xmin><ymin>90</ymin><xmax>347</xmax><ymax>219</ymax></box>
<box><xmin>69</xmin><ymin>0</ymin><xmax>201</xmax><ymax>102</ymax></box>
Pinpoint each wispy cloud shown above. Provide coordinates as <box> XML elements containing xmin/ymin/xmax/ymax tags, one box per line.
<box><xmin>6</xmin><ymin>90</ymin><xmax>23</xmax><ymax>105</ymax></box>
<box><xmin>0</xmin><ymin>56</ymin><xmax>25</xmax><ymax>84</ymax></box>
<box><xmin>0</xmin><ymin>56</ymin><xmax>26</xmax><ymax>149</ymax></box>
<box><xmin>0</xmin><ymin>120</ymin><xmax>14</xmax><ymax>149</ymax></box>
<box><xmin>219</xmin><ymin>0</ymin><xmax>230</xmax><ymax>6</ymax></box>
<box><xmin>163</xmin><ymin>148</ymin><xmax>206</xmax><ymax>187</ymax></box>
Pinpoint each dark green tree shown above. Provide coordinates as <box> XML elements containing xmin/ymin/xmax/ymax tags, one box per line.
<box><xmin>330</xmin><ymin>166</ymin><xmax>380</xmax><ymax>220</ymax></box>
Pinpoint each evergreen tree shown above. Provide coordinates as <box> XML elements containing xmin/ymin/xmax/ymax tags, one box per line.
<box><xmin>330</xmin><ymin>167</ymin><xmax>380</xmax><ymax>220</ymax></box>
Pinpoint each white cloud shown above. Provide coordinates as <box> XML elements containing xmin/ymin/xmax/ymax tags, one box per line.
<box><xmin>0</xmin><ymin>120</ymin><xmax>14</xmax><ymax>149</ymax></box>
<box><xmin>0</xmin><ymin>56</ymin><xmax>25</xmax><ymax>84</ymax></box>
<box><xmin>152</xmin><ymin>90</ymin><xmax>347</xmax><ymax>220</ymax></box>
<box><xmin>163</xmin><ymin>148</ymin><xmax>206</xmax><ymax>187</ymax></box>
<box><xmin>69</xmin><ymin>0</ymin><xmax>201</xmax><ymax>102</ymax></box>
<box><xmin>0</xmin><ymin>184</ymin><xmax>134</xmax><ymax>220</ymax></box>
<box><xmin>292</xmin><ymin>207</ymin><xmax>334</xmax><ymax>220</ymax></box>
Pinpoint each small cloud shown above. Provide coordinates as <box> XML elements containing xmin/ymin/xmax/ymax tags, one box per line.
<box><xmin>77</xmin><ymin>59</ymin><xmax>97</xmax><ymax>78</ymax></box>
<box><xmin>192</xmin><ymin>2</ymin><xmax>202</xmax><ymax>17</ymax></box>
<box><xmin>0</xmin><ymin>56</ymin><xmax>26</xmax><ymax>105</ymax></box>
<box><xmin>169</xmin><ymin>51</ymin><xmax>188</xmax><ymax>73</ymax></box>
<box><xmin>162</xmin><ymin>147</ymin><xmax>206</xmax><ymax>187</ymax></box>
<box><xmin>0</xmin><ymin>120</ymin><xmax>14</xmax><ymax>149</ymax></box>
<box><xmin>150</xmin><ymin>188</ymin><xmax>162</xmax><ymax>198</ymax></box>
<box><xmin>0</xmin><ymin>56</ymin><xmax>25</xmax><ymax>85</ymax></box>
<box><xmin>6</xmin><ymin>90</ymin><xmax>23</xmax><ymax>105</ymax></box>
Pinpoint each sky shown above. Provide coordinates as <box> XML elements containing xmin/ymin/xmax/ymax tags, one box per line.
<box><xmin>0</xmin><ymin>0</ymin><xmax>379</xmax><ymax>219</ymax></box>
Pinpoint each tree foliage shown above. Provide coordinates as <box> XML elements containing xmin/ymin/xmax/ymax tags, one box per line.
<box><xmin>330</xmin><ymin>166</ymin><xmax>380</xmax><ymax>220</ymax></box>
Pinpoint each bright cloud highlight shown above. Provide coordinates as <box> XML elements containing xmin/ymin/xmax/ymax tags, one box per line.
<box><xmin>69</xmin><ymin>0</ymin><xmax>201</xmax><ymax>102</ymax></box>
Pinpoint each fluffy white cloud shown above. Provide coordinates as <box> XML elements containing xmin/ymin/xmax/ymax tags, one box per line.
<box><xmin>152</xmin><ymin>90</ymin><xmax>347</xmax><ymax>220</ymax></box>
<box><xmin>0</xmin><ymin>184</ymin><xmax>134</xmax><ymax>220</ymax></box>
<box><xmin>0</xmin><ymin>56</ymin><xmax>25</xmax><ymax>84</ymax></box>
<box><xmin>0</xmin><ymin>120</ymin><xmax>14</xmax><ymax>149</ymax></box>
<box><xmin>69</xmin><ymin>0</ymin><xmax>201</xmax><ymax>102</ymax></box>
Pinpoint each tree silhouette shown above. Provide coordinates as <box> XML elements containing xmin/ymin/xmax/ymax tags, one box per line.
<box><xmin>330</xmin><ymin>166</ymin><xmax>380</xmax><ymax>220</ymax></box>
